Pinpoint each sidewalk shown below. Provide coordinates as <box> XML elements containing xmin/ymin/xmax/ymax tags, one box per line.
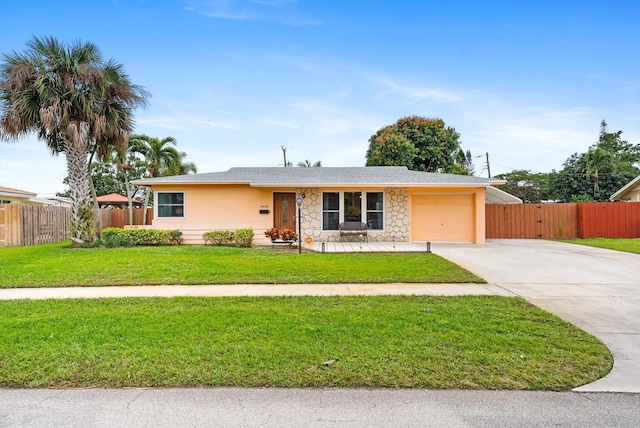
<box><xmin>0</xmin><ymin>282</ymin><xmax>512</xmax><ymax>300</ymax></box>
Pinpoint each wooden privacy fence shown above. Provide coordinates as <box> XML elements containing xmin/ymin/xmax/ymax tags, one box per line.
<box><xmin>577</xmin><ymin>202</ymin><xmax>640</xmax><ymax>238</ymax></box>
<box><xmin>98</xmin><ymin>207</ymin><xmax>153</xmax><ymax>230</ymax></box>
<box><xmin>486</xmin><ymin>202</ymin><xmax>640</xmax><ymax>239</ymax></box>
<box><xmin>0</xmin><ymin>204</ymin><xmax>71</xmax><ymax>246</ymax></box>
<box><xmin>0</xmin><ymin>205</ymin><xmax>153</xmax><ymax>247</ymax></box>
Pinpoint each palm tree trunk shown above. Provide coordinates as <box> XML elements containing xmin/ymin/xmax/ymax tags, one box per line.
<box><xmin>89</xmin><ymin>169</ymin><xmax>101</xmax><ymax>241</ymax></box>
<box><xmin>142</xmin><ymin>187</ymin><xmax>150</xmax><ymax>226</ymax></box>
<box><xmin>87</xmin><ymin>150</ymin><xmax>102</xmax><ymax>241</ymax></box>
<box><xmin>65</xmin><ymin>122</ymin><xmax>93</xmax><ymax>243</ymax></box>
<box><xmin>125</xmin><ymin>170</ymin><xmax>133</xmax><ymax>225</ymax></box>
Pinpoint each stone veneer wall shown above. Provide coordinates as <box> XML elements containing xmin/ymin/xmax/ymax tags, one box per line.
<box><xmin>296</xmin><ymin>187</ymin><xmax>409</xmax><ymax>243</ymax></box>
<box><xmin>383</xmin><ymin>188</ymin><xmax>410</xmax><ymax>241</ymax></box>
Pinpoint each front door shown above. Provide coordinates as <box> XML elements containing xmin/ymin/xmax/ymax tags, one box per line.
<box><xmin>273</xmin><ymin>193</ymin><xmax>296</xmax><ymax>231</ymax></box>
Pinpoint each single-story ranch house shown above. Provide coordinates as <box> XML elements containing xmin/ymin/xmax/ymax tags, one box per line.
<box><xmin>132</xmin><ymin>166</ymin><xmax>520</xmax><ymax>245</ymax></box>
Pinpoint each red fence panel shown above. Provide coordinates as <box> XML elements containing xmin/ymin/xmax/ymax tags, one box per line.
<box><xmin>577</xmin><ymin>202</ymin><xmax>640</xmax><ymax>238</ymax></box>
<box><xmin>486</xmin><ymin>204</ymin><xmax>577</xmax><ymax>239</ymax></box>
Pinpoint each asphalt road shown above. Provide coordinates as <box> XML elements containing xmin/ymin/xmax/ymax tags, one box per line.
<box><xmin>2</xmin><ymin>388</ymin><xmax>640</xmax><ymax>428</ymax></box>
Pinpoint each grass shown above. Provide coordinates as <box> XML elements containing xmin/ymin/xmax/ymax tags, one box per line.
<box><xmin>563</xmin><ymin>238</ymin><xmax>640</xmax><ymax>254</ymax></box>
<box><xmin>0</xmin><ymin>242</ymin><xmax>482</xmax><ymax>288</ymax></box>
<box><xmin>0</xmin><ymin>295</ymin><xmax>612</xmax><ymax>390</ymax></box>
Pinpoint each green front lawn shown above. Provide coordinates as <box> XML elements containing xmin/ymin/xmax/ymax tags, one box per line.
<box><xmin>564</xmin><ymin>238</ymin><xmax>640</xmax><ymax>254</ymax></box>
<box><xmin>0</xmin><ymin>242</ymin><xmax>482</xmax><ymax>287</ymax></box>
<box><xmin>0</xmin><ymin>296</ymin><xmax>611</xmax><ymax>390</ymax></box>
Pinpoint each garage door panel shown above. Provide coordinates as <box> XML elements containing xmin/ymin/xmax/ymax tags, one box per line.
<box><xmin>412</xmin><ymin>194</ymin><xmax>474</xmax><ymax>242</ymax></box>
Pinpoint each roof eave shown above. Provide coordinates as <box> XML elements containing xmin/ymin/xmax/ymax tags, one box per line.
<box><xmin>251</xmin><ymin>182</ymin><xmax>492</xmax><ymax>188</ymax></box>
<box><xmin>610</xmin><ymin>175</ymin><xmax>640</xmax><ymax>201</ymax></box>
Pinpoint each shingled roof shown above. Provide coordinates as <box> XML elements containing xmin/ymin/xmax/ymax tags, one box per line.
<box><xmin>0</xmin><ymin>186</ymin><xmax>37</xmax><ymax>197</ymax></box>
<box><xmin>133</xmin><ymin>166</ymin><xmax>500</xmax><ymax>187</ymax></box>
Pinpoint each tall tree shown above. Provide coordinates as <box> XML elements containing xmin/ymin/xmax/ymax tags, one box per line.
<box><xmin>494</xmin><ymin>169</ymin><xmax>550</xmax><ymax>203</ymax></box>
<box><xmin>365</xmin><ymin>116</ymin><xmax>467</xmax><ymax>174</ymax></box>
<box><xmin>129</xmin><ymin>134</ymin><xmax>191</xmax><ymax>224</ymax></box>
<box><xmin>129</xmin><ymin>135</ymin><xmax>181</xmax><ymax>178</ymax></box>
<box><xmin>0</xmin><ymin>36</ymin><xmax>148</xmax><ymax>241</ymax></box>
<box><xmin>165</xmin><ymin>151</ymin><xmax>198</xmax><ymax>175</ymax></box>
<box><xmin>548</xmin><ymin>120</ymin><xmax>640</xmax><ymax>202</ymax></box>
<box><xmin>461</xmin><ymin>149</ymin><xmax>475</xmax><ymax>176</ymax></box>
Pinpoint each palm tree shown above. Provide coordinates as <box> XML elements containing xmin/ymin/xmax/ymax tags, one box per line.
<box><xmin>166</xmin><ymin>151</ymin><xmax>198</xmax><ymax>175</ymax></box>
<box><xmin>297</xmin><ymin>160</ymin><xmax>322</xmax><ymax>167</ymax></box>
<box><xmin>585</xmin><ymin>146</ymin><xmax>611</xmax><ymax>196</ymax></box>
<box><xmin>129</xmin><ymin>134</ymin><xmax>184</xmax><ymax>175</ymax></box>
<box><xmin>129</xmin><ymin>134</ymin><xmax>182</xmax><ymax>225</ymax></box>
<box><xmin>0</xmin><ymin>36</ymin><xmax>148</xmax><ymax>242</ymax></box>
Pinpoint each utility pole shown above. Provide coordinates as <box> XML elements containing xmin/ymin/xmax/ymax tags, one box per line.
<box><xmin>280</xmin><ymin>146</ymin><xmax>288</xmax><ymax>167</ymax></box>
<box><xmin>485</xmin><ymin>152</ymin><xmax>491</xmax><ymax>178</ymax></box>
<box><xmin>475</xmin><ymin>152</ymin><xmax>492</xmax><ymax>178</ymax></box>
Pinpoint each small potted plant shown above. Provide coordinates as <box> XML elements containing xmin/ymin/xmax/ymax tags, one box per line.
<box><xmin>265</xmin><ymin>228</ymin><xmax>298</xmax><ymax>242</ymax></box>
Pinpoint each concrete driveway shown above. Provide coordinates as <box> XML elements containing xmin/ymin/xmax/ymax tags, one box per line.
<box><xmin>434</xmin><ymin>239</ymin><xmax>640</xmax><ymax>393</ymax></box>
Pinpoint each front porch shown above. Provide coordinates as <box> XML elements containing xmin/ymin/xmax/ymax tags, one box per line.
<box><xmin>304</xmin><ymin>240</ymin><xmax>431</xmax><ymax>253</ymax></box>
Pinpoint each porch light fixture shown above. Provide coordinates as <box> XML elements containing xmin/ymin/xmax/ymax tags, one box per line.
<box><xmin>296</xmin><ymin>195</ymin><xmax>304</xmax><ymax>254</ymax></box>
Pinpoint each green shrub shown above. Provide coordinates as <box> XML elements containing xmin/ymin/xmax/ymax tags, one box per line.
<box><xmin>100</xmin><ymin>228</ymin><xmax>182</xmax><ymax>247</ymax></box>
<box><xmin>234</xmin><ymin>228</ymin><xmax>254</xmax><ymax>247</ymax></box>
<box><xmin>101</xmin><ymin>230</ymin><xmax>133</xmax><ymax>248</ymax></box>
<box><xmin>167</xmin><ymin>230</ymin><xmax>183</xmax><ymax>245</ymax></box>
<box><xmin>202</xmin><ymin>230</ymin><xmax>235</xmax><ymax>246</ymax></box>
<box><xmin>202</xmin><ymin>228</ymin><xmax>254</xmax><ymax>247</ymax></box>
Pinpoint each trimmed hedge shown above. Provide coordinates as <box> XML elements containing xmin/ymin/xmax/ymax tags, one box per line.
<box><xmin>202</xmin><ymin>228</ymin><xmax>254</xmax><ymax>247</ymax></box>
<box><xmin>101</xmin><ymin>228</ymin><xmax>183</xmax><ymax>247</ymax></box>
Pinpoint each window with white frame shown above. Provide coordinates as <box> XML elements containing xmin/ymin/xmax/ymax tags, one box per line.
<box><xmin>322</xmin><ymin>191</ymin><xmax>384</xmax><ymax>230</ymax></box>
<box><xmin>322</xmin><ymin>192</ymin><xmax>340</xmax><ymax>230</ymax></box>
<box><xmin>156</xmin><ymin>192</ymin><xmax>184</xmax><ymax>218</ymax></box>
<box><xmin>365</xmin><ymin>192</ymin><xmax>384</xmax><ymax>229</ymax></box>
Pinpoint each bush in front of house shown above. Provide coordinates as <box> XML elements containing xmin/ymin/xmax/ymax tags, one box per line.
<box><xmin>234</xmin><ymin>228</ymin><xmax>254</xmax><ymax>247</ymax></box>
<box><xmin>101</xmin><ymin>228</ymin><xmax>183</xmax><ymax>247</ymax></box>
<box><xmin>202</xmin><ymin>228</ymin><xmax>254</xmax><ymax>247</ymax></box>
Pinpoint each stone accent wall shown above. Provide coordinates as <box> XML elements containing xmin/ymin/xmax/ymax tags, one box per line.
<box><xmin>380</xmin><ymin>187</ymin><xmax>409</xmax><ymax>242</ymax></box>
<box><xmin>297</xmin><ymin>187</ymin><xmax>410</xmax><ymax>243</ymax></box>
<box><xmin>297</xmin><ymin>187</ymin><xmax>322</xmax><ymax>242</ymax></box>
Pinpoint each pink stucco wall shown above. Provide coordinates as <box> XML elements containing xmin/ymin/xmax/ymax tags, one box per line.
<box><xmin>146</xmin><ymin>183</ymin><xmax>487</xmax><ymax>245</ymax></box>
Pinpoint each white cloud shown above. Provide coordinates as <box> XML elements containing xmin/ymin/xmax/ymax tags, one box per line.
<box><xmin>367</xmin><ymin>74</ymin><xmax>461</xmax><ymax>103</ymax></box>
<box><xmin>182</xmin><ymin>0</ymin><xmax>322</xmax><ymax>26</ymax></box>
<box><xmin>258</xmin><ymin>119</ymin><xmax>302</xmax><ymax>129</ymax></box>
<box><xmin>137</xmin><ymin>115</ymin><xmax>241</xmax><ymax>131</ymax></box>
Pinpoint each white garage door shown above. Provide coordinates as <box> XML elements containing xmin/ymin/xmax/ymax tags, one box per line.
<box><xmin>411</xmin><ymin>194</ymin><xmax>475</xmax><ymax>242</ymax></box>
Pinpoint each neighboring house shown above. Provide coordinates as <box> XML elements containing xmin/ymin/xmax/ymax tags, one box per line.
<box><xmin>0</xmin><ymin>186</ymin><xmax>55</xmax><ymax>206</ymax></box>
<box><xmin>45</xmin><ymin>196</ymin><xmax>73</xmax><ymax>208</ymax></box>
<box><xmin>92</xmin><ymin>193</ymin><xmax>144</xmax><ymax>209</ymax></box>
<box><xmin>610</xmin><ymin>174</ymin><xmax>640</xmax><ymax>202</ymax></box>
<box><xmin>132</xmin><ymin>166</ymin><xmax>519</xmax><ymax>245</ymax></box>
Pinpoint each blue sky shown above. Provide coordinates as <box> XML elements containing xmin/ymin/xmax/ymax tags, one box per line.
<box><xmin>1</xmin><ymin>0</ymin><xmax>638</xmax><ymax>197</ymax></box>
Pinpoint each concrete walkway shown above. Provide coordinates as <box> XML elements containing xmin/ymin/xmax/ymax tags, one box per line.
<box><xmin>0</xmin><ymin>283</ymin><xmax>510</xmax><ymax>300</ymax></box>
<box><xmin>434</xmin><ymin>239</ymin><xmax>640</xmax><ymax>393</ymax></box>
